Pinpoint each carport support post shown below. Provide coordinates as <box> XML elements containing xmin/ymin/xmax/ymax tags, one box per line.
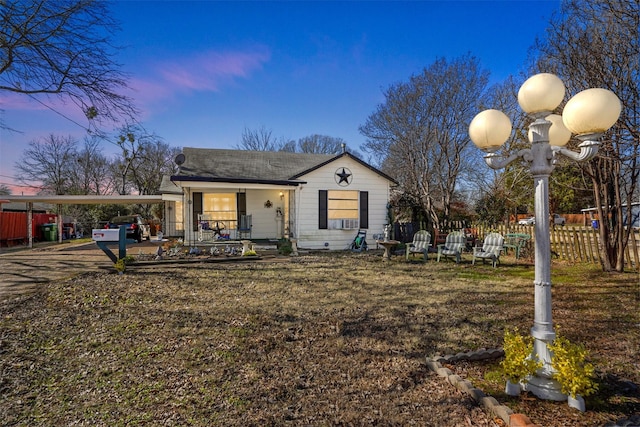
<box><xmin>27</xmin><ymin>202</ymin><xmax>33</xmax><ymax>248</ymax></box>
<box><xmin>57</xmin><ymin>204</ymin><xmax>63</xmax><ymax>243</ymax></box>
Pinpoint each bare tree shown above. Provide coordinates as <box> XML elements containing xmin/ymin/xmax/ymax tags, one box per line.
<box><xmin>69</xmin><ymin>137</ymin><xmax>115</xmax><ymax>195</ymax></box>
<box><xmin>14</xmin><ymin>134</ymin><xmax>77</xmax><ymax>194</ymax></box>
<box><xmin>129</xmin><ymin>140</ymin><xmax>181</xmax><ymax>196</ymax></box>
<box><xmin>472</xmin><ymin>76</ymin><xmax>532</xmax><ymax>224</ymax></box>
<box><xmin>297</xmin><ymin>134</ymin><xmax>346</xmax><ymax>154</ymax></box>
<box><xmin>0</xmin><ymin>0</ymin><xmax>136</xmax><ymax>130</ymax></box>
<box><xmin>535</xmin><ymin>0</ymin><xmax>639</xmax><ymax>271</ymax></box>
<box><xmin>237</xmin><ymin>128</ymin><xmax>357</xmax><ymax>155</ymax></box>
<box><xmin>112</xmin><ymin>124</ymin><xmax>180</xmax><ymax>216</ymax></box>
<box><xmin>360</xmin><ymin>55</ymin><xmax>489</xmax><ymax>230</ymax></box>
<box><xmin>0</xmin><ymin>184</ymin><xmax>11</xmax><ymax>195</ymax></box>
<box><xmin>278</xmin><ymin>139</ymin><xmax>298</xmax><ymax>152</ymax></box>
<box><xmin>480</xmin><ymin>76</ymin><xmax>595</xmax><ymax>223</ymax></box>
<box><xmin>113</xmin><ymin>124</ymin><xmax>178</xmax><ymax>194</ymax></box>
<box><xmin>236</xmin><ymin>126</ymin><xmax>285</xmax><ymax>151</ymax></box>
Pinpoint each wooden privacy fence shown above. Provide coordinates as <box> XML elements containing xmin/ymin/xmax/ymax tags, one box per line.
<box><xmin>473</xmin><ymin>224</ymin><xmax>640</xmax><ymax>271</ymax></box>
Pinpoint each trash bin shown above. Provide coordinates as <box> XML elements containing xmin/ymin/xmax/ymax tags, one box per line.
<box><xmin>42</xmin><ymin>224</ymin><xmax>58</xmax><ymax>241</ymax></box>
<box><xmin>41</xmin><ymin>224</ymin><xmax>51</xmax><ymax>241</ymax></box>
<box><xmin>591</xmin><ymin>220</ymin><xmax>599</xmax><ymax>229</ymax></box>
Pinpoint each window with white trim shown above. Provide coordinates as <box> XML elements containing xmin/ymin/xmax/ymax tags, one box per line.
<box><xmin>328</xmin><ymin>190</ymin><xmax>359</xmax><ymax>229</ymax></box>
<box><xmin>202</xmin><ymin>193</ymin><xmax>237</xmax><ymax>229</ymax></box>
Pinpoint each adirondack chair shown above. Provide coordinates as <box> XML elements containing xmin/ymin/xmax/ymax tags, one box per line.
<box><xmin>405</xmin><ymin>230</ymin><xmax>431</xmax><ymax>262</ymax></box>
<box><xmin>503</xmin><ymin>233</ymin><xmax>531</xmax><ymax>259</ymax></box>
<box><xmin>472</xmin><ymin>232</ymin><xmax>505</xmax><ymax>268</ymax></box>
<box><xmin>437</xmin><ymin>231</ymin><xmax>466</xmax><ymax>263</ymax></box>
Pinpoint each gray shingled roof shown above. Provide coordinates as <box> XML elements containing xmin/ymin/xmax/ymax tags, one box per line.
<box><xmin>159</xmin><ymin>175</ymin><xmax>182</xmax><ymax>194</ymax></box>
<box><xmin>173</xmin><ymin>148</ymin><xmax>335</xmax><ymax>183</ymax></box>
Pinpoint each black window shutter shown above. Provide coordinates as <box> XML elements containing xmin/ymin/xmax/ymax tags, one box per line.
<box><xmin>192</xmin><ymin>192</ymin><xmax>203</xmax><ymax>231</ymax></box>
<box><xmin>237</xmin><ymin>192</ymin><xmax>247</xmax><ymax>221</ymax></box>
<box><xmin>359</xmin><ymin>191</ymin><xmax>369</xmax><ymax>229</ymax></box>
<box><xmin>319</xmin><ymin>190</ymin><xmax>328</xmax><ymax>229</ymax></box>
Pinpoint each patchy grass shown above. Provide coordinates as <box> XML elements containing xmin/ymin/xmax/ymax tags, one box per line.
<box><xmin>0</xmin><ymin>252</ymin><xmax>638</xmax><ymax>426</ymax></box>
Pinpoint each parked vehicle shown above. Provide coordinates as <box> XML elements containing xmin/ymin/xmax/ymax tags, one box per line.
<box><xmin>518</xmin><ymin>216</ymin><xmax>535</xmax><ymax>225</ymax></box>
<box><xmin>553</xmin><ymin>214</ymin><xmax>566</xmax><ymax>226</ymax></box>
<box><xmin>518</xmin><ymin>215</ymin><xmax>566</xmax><ymax>226</ymax></box>
<box><xmin>104</xmin><ymin>214</ymin><xmax>150</xmax><ymax>242</ymax></box>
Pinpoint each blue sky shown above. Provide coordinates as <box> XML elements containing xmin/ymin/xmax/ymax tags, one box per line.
<box><xmin>0</xmin><ymin>0</ymin><xmax>561</xmax><ymax>194</ymax></box>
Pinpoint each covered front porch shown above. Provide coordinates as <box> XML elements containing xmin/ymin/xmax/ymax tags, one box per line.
<box><xmin>175</xmin><ymin>184</ymin><xmax>296</xmax><ymax>246</ymax></box>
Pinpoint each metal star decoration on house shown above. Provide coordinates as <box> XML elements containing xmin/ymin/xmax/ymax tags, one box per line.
<box><xmin>335</xmin><ymin>167</ymin><xmax>352</xmax><ymax>186</ymax></box>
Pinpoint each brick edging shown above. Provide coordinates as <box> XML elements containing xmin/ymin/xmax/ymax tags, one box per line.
<box><xmin>426</xmin><ymin>349</ymin><xmax>541</xmax><ymax>427</ymax></box>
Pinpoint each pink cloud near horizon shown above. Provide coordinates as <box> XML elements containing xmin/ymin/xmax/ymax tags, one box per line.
<box><xmin>157</xmin><ymin>47</ymin><xmax>271</xmax><ymax>92</ymax></box>
<box><xmin>3</xmin><ymin>47</ymin><xmax>271</xmax><ymax>118</ymax></box>
<box><xmin>0</xmin><ymin>92</ymin><xmax>49</xmax><ymax>112</ymax></box>
<box><xmin>124</xmin><ymin>47</ymin><xmax>271</xmax><ymax>119</ymax></box>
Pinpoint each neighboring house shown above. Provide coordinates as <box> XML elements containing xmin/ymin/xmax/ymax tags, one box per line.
<box><xmin>161</xmin><ymin>148</ymin><xmax>398</xmax><ymax>249</ymax></box>
<box><xmin>580</xmin><ymin>202</ymin><xmax>640</xmax><ymax>229</ymax></box>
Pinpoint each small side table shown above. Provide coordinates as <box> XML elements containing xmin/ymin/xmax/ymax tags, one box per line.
<box><xmin>376</xmin><ymin>240</ymin><xmax>400</xmax><ymax>261</ymax></box>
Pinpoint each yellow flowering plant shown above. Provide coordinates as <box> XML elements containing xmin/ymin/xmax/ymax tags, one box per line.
<box><xmin>114</xmin><ymin>255</ymin><xmax>135</xmax><ymax>273</ymax></box>
<box><xmin>501</xmin><ymin>328</ymin><xmax>542</xmax><ymax>384</ymax></box>
<box><xmin>114</xmin><ymin>258</ymin><xmax>126</xmax><ymax>273</ymax></box>
<box><xmin>548</xmin><ymin>334</ymin><xmax>598</xmax><ymax>398</ymax></box>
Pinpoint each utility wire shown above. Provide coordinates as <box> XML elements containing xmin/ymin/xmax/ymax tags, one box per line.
<box><xmin>24</xmin><ymin>94</ymin><xmax>126</xmax><ymax>148</ymax></box>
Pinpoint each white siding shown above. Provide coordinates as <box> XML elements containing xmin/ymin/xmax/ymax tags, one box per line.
<box><xmin>295</xmin><ymin>158</ymin><xmax>391</xmax><ymax>250</ymax></box>
<box><xmin>244</xmin><ymin>189</ymin><xmax>287</xmax><ymax>240</ymax></box>
<box><xmin>170</xmin><ymin>156</ymin><xmax>392</xmax><ymax>249</ymax></box>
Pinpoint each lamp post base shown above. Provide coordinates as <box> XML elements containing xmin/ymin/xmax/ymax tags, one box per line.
<box><xmin>523</xmin><ymin>375</ymin><xmax>565</xmax><ymax>401</ymax></box>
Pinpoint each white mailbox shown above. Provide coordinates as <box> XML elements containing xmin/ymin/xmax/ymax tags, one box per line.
<box><xmin>92</xmin><ymin>229</ymin><xmax>121</xmax><ymax>242</ymax></box>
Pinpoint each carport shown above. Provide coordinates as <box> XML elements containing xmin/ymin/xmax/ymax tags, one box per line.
<box><xmin>0</xmin><ymin>195</ymin><xmax>164</xmax><ymax>248</ymax></box>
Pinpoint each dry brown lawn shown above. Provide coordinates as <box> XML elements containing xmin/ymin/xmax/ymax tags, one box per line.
<box><xmin>0</xmin><ymin>251</ymin><xmax>638</xmax><ymax>426</ymax></box>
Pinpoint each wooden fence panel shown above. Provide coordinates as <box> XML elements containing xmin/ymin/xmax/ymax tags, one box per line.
<box><xmin>469</xmin><ymin>224</ymin><xmax>638</xmax><ymax>271</ymax></box>
<box><xmin>574</xmin><ymin>228</ymin><xmax>585</xmax><ymax>262</ymax></box>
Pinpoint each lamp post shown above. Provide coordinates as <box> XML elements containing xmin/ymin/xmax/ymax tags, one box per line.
<box><xmin>469</xmin><ymin>73</ymin><xmax>621</xmax><ymax>400</ymax></box>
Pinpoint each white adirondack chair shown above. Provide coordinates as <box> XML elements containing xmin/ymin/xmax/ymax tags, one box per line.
<box><xmin>437</xmin><ymin>231</ymin><xmax>466</xmax><ymax>263</ymax></box>
<box><xmin>405</xmin><ymin>230</ymin><xmax>431</xmax><ymax>262</ymax></box>
<box><xmin>472</xmin><ymin>232</ymin><xmax>505</xmax><ymax>268</ymax></box>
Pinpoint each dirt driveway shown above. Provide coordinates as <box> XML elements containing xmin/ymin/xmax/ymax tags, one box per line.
<box><xmin>0</xmin><ymin>240</ymin><xmax>284</xmax><ymax>299</ymax></box>
<box><xmin>0</xmin><ymin>241</ymin><xmax>161</xmax><ymax>299</ymax></box>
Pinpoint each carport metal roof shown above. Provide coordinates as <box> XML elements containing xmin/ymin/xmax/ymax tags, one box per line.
<box><xmin>0</xmin><ymin>195</ymin><xmax>164</xmax><ymax>247</ymax></box>
<box><xmin>0</xmin><ymin>195</ymin><xmax>164</xmax><ymax>205</ymax></box>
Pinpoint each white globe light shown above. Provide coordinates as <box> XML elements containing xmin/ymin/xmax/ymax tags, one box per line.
<box><xmin>527</xmin><ymin>114</ymin><xmax>571</xmax><ymax>146</ymax></box>
<box><xmin>518</xmin><ymin>73</ymin><xmax>566</xmax><ymax>114</ymax></box>
<box><xmin>469</xmin><ymin>109</ymin><xmax>512</xmax><ymax>152</ymax></box>
<box><xmin>547</xmin><ymin>114</ymin><xmax>572</xmax><ymax>146</ymax></box>
<box><xmin>562</xmin><ymin>88</ymin><xmax>622</xmax><ymax>135</ymax></box>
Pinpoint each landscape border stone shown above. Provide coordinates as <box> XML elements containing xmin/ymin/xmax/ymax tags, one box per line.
<box><xmin>426</xmin><ymin>348</ymin><xmax>542</xmax><ymax>427</ymax></box>
<box><xmin>427</xmin><ymin>350</ymin><xmax>640</xmax><ymax>427</ymax></box>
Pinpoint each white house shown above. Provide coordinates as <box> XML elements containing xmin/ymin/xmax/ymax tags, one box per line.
<box><xmin>161</xmin><ymin>148</ymin><xmax>397</xmax><ymax>250</ymax></box>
